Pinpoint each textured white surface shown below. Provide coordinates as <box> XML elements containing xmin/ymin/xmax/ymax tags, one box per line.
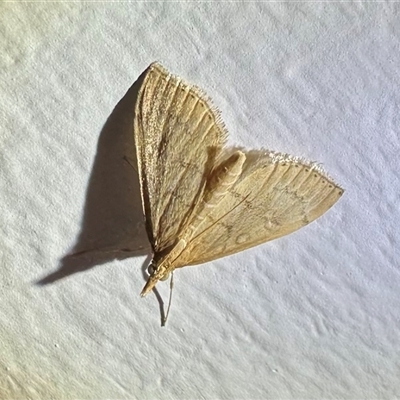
<box><xmin>1</xmin><ymin>3</ymin><xmax>399</xmax><ymax>399</ymax></box>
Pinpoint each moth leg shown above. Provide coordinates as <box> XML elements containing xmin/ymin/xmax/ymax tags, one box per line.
<box><xmin>162</xmin><ymin>272</ymin><xmax>174</xmax><ymax>327</ymax></box>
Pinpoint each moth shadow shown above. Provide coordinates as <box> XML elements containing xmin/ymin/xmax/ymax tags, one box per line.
<box><xmin>37</xmin><ymin>67</ymin><xmax>151</xmax><ymax>286</ymax></box>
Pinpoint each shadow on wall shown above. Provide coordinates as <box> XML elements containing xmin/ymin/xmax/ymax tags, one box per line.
<box><xmin>37</xmin><ymin>66</ymin><xmax>151</xmax><ymax>285</ymax></box>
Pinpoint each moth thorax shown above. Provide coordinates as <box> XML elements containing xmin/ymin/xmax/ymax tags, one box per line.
<box><xmin>204</xmin><ymin>151</ymin><xmax>246</xmax><ymax>201</ymax></box>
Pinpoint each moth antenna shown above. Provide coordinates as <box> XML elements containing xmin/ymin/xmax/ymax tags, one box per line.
<box><xmin>162</xmin><ymin>272</ymin><xmax>174</xmax><ymax>327</ymax></box>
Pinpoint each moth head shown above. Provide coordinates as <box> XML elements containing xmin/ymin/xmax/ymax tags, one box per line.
<box><xmin>140</xmin><ymin>261</ymin><xmax>170</xmax><ymax>297</ymax></box>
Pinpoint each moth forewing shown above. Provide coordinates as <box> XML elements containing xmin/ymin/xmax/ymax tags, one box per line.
<box><xmin>175</xmin><ymin>153</ymin><xmax>343</xmax><ymax>267</ymax></box>
<box><xmin>134</xmin><ymin>62</ymin><xmax>227</xmax><ymax>255</ymax></box>
<box><xmin>140</xmin><ymin>151</ymin><xmax>247</xmax><ymax>297</ymax></box>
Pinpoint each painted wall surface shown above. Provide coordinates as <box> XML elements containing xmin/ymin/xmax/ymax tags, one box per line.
<box><xmin>1</xmin><ymin>3</ymin><xmax>399</xmax><ymax>399</ymax></box>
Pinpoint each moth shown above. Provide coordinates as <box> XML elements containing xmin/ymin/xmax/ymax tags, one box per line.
<box><xmin>134</xmin><ymin>62</ymin><xmax>343</xmax><ymax>322</ymax></box>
